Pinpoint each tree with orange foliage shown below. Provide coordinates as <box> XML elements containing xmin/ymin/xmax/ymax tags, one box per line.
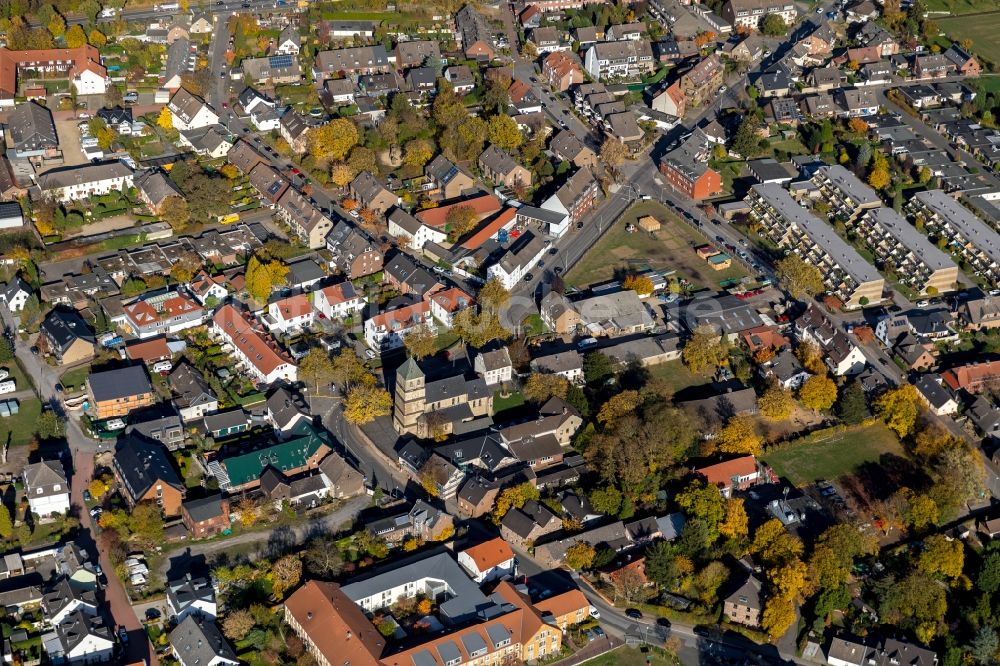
<box><xmin>847</xmin><ymin>118</ymin><xmax>869</xmax><ymax>134</ymax></box>
<box><xmin>359</xmin><ymin>208</ymin><xmax>376</xmax><ymax>224</ymax></box>
<box><xmin>694</xmin><ymin>31</ymin><xmax>716</xmax><ymax>48</ymax></box>
<box><xmin>341</xmin><ymin>198</ymin><xmax>359</xmax><ymax>211</ymax></box>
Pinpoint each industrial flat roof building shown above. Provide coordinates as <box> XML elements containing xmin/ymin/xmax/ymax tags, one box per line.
<box><xmin>747</xmin><ymin>183</ymin><xmax>884</xmax><ymax>308</ymax></box>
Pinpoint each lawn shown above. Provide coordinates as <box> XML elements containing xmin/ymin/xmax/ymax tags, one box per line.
<box><xmin>938</xmin><ymin>13</ymin><xmax>1000</xmax><ymax>64</ymax></box>
<box><xmin>2</xmin><ymin>359</ymin><xmax>32</xmax><ymax>393</ymax></box>
<box><xmin>59</xmin><ymin>365</ymin><xmax>90</xmax><ymax>393</ymax></box>
<box><xmin>763</xmin><ymin>423</ymin><xmax>905</xmax><ymax>486</ymax></box>
<box><xmin>0</xmin><ymin>398</ymin><xmax>43</xmax><ymax>447</ymax></box>
<box><xmin>493</xmin><ymin>390</ymin><xmax>525</xmax><ymax>415</ymax></box>
<box><xmin>644</xmin><ymin>360</ymin><xmax>713</xmax><ymax>396</ymax></box>
<box><xmin>584</xmin><ymin>647</ymin><xmax>679</xmax><ymax>666</ymax></box>
<box><xmin>926</xmin><ymin>0</ymin><xmax>998</xmax><ymax>14</ymax></box>
<box><xmin>973</xmin><ymin>76</ymin><xmax>1000</xmax><ymax>95</ymax></box>
<box><xmin>563</xmin><ymin>201</ymin><xmax>749</xmax><ymax>289</ymax></box>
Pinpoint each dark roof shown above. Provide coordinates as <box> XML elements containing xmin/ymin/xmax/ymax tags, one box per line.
<box><xmin>41</xmin><ymin>309</ymin><xmax>95</xmax><ymax>352</ymax></box>
<box><xmin>204</xmin><ymin>409</ymin><xmax>249</xmax><ymax>432</ymax></box>
<box><xmin>170</xmin><ymin>361</ymin><xmax>217</xmax><ymax>409</ymax></box>
<box><xmin>183</xmin><ymin>495</ymin><xmax>226</xmax><ymax>523</ymax></box>
<box><xmin>114</xmin><ymin>433</ymin><xmax>184</xmax><ymax>501</ymax></box>
<box><xmin>725</xmin><ymin>575</ymin><xmax>763</xmax><ymax>611</ymax></box>
<box><xmin>169</xmin><ymin>616</ymin><xmax>237</xmax><ymax>666</ymax></box>
<box><xmin>88</xmin><ymin>365</ymin><xmax>152</xmax><ymax>403</ymax></box>
<box><xmin>287</xmin><ymin>258</ymin><xmax>326</xmax><ymax>285</ymax></box>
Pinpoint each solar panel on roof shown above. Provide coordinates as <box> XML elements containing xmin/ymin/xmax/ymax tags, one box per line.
<box><xmin>269</xmin><ymin>54</ymin><xmax>294</xmax><ymax>68</ymax></box>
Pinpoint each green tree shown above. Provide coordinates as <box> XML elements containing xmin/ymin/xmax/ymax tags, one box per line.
<box><xmin>760</xmin><ymin>14</ymin><xmax>788</xmax><ymax>36</ymax></box>
<box><xmin>583</xmin><ymin>351</ymin><xmax>613</xmax><ymax>385</ymax></box>
<box><xmin>775</xmin><ymin>255</ymin><xmax>825</xmax><ymax>298</ymax></box>
<box><xmin>675</xmin><ymin>479</ymin><xmax>725</xmax><ymax>543</ymax></box>
<box><xmin>445</xmin><ymin>204</ymin><xmax>478</xmax><ymax>242</ymax></box>
<box><xmin>128</xmin><ymin>502</ymin><xmax>164</xmax><ymax>546</ymax></box>
<box><xmin>836</xmin><ymin>380</ymin><xmax>869</xmax><ymax>424</ymax></box>
<box><xmin>968</xmin><ymin>627</ymin><xmax>999</xmax><ymax>666</ymax></box>
<box><xmin>732</xmin><ymin>114</ymin><xmax>763</xmax><ymax>157</ymax></box>
<box><xmin>588</xmin><ymin>487</ymin><xmax>623</xmax><ymax>515</ymax></box>
<box><xmin>36</xmin><ymin>410</ymin><xmax>65</xmax><ymax>439</ymax></box>
<box><xmin>159</xmin><ymin>196</ymin><xmax>190</xmax><ymax>231</ymax></box>
<box><xmin>299</xmin><ymin>348</ymin><xmax>335</xmax><ymax>391</ymax></box>
<box><xmin>0</xmin><ymin>337</ymin><xmax>13</xmax><ymax>363</ymax></box>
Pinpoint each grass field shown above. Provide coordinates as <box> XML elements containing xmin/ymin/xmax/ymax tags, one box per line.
<box><xmin>973</xmin><ymin>76</ymin><xmax>1000</xmax><ymax>95</ymax></box>
<box><xmin>563</xmin><ymin>201</ymin><xmax>749</xmax><ymax>289</ymax></box>
<box><xmin>938</xmin><ymin>13</ymin><xmax>1000</xmax><ymax>64</ymax></box>
<box><xmin>764</xmin><ymin>423</ymin><xmax>904</xmax><ymax>486</ymax></box>
<box><xmin>926</xmin><ymin>0</ymin><xmax>997</xmax><ymax>14</ymax></box>
<box><xmin>59</xmin><ymin>365</ymin><xmax>90</xmax><ymax>393</ymax></box>
<box><xmin>645</xmin><ymin>360</ymin><xmax>713</xmax><ymax>396</ymax></box>
<box><xmin>0</xmin><ymin>398</ymin><xmax>43</xmax><ymax>447</ymax></box>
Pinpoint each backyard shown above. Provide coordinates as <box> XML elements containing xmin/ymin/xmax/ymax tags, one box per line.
<box><xmin>0</xmin><ymin>398</ymin><xmax>43</xmax><ymax>447</ymax></box>
<box><xmin>937</xmin><ymin>13</ymin><xmax>1000</xmax><ymax>64</ymax></box>
<box><xmin>59</xmin><ymin>364</ymin><xmax>91</xmax><ymax>393</ymax></box>
<box><xmin>645</xmin><ymin>360</ymin><xmax>713</xmax><ymax>396</ymax></box>
<box><xmin>563</xmin><ymin>201</ymin><xmax>749</xmax><ymax>289</ymax></box>
<box><xmin>763</xmin><ymin>422</ymin><xmax>905</xmax><ymax>487</ymax></box>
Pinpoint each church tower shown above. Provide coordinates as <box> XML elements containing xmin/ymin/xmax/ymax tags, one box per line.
<box><xmin>393</xmin><ymin>356</ymin><xmax>426</xmax><ymax>435</ymax></box>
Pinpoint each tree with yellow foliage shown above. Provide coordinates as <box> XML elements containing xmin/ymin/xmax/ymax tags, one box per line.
<box><xmin>875</xmin><ymin>384</ymin><xmax>922</xmax><ymax>437</ymax></box>
<box><xmin>717</xmin><ymin>414</ymin><xmax>762</xmax><ymax>455</ymax></box>
<box><xmin>88</xmin><ymin>478</ymin><xmax>109</xmax><ymax>500</ymax></box>
<box><xmin>88</xmin><ymin>29</ymin><xmax>107</xmax><ymax>47</ymax></box>
<box><xmin>798</xmin><ymin>373</ymin><xmax>837</xmax><ymax>412</ymax></box>
<box><xmin>331</xmin><ymin>163</ymin><xmax>353</xmax><ymax>187</ymax></box>
<box><xmin>565</xmin><ymin>542</ymin><xmax>596</xmax><ymax>571</ymax></box>
<box><xmin>752</xmin><ymin>518</ymin><xmax>804</xmax><ymax>566</ymax></box>
<box><xmin>596</xmin><ymin>390</ymin><xmax>642</xmax><ymax>425</ymax></box>
<box><xmin>157</xmin><ymin>106</ymin><xmax>173</xmax><ymax>130</ymax></box>
<box><xmin>719</xmin><ymin>497</ymin><xmax>748</xmax><ymax>541</ymax></box>
<box><xmin>917</xmin><ymin>534</ymin><xmax>964</xmax><ymax>581</ymax></box>
<box><xmin>758</xmin><ymin>381</ymin><xmax>794</xmax><ymax>421</ymax></box>
<box><xmin>491</xmin><ymin>482</ymin><xmax>539</xmax><ymax>524</ymax></box>
<box><xmin>682</xmin><ymin>324</ymin><xmax>727</xmax><ymax>374</ymax></box>
<box><xmin>344</xmin><ymin>386</ymin><xmax>391</xmax><ymax>425</ymax></box>
<box><xmin>794</xmin><ymin>341</ymin><xmax>825</xmax><ymax>374</ymax></box>
<box><xmin>308</xmin><ymin>118</ymin><xmax>360</xmax><ymax>162</ymax></box>
<box><xmin>761</xmin><ymin>595</ymin><xmax>796</xmax><ymax>638</ymax></box>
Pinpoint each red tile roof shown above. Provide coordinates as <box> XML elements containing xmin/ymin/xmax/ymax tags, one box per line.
<box><xmin>124</xmin><ymin>337</ymin><xmax>171</xmax><ymax>364</ymax></box>
<box><xmin>941</xmin><ymin>360</ymin><xmax>1000</xmax><ymax>391</ymax></box>
<box><xmin>213</xmin><ymin>304</ymin><xmax>293</xmax><ymax>376</ymax></box>
<box><xmin>461</xmin><ymin>207</ymin><xmax>517</xmax><ymax>250</ymax></box>
<box><xmin>695</xmin><ymin>455</ymin><xmax>758</xmax><ymax>490</ymax></box>
<box><xmin>461</xmin><ymin>537</ymin><xmax>514</xmax><ymax>571</ymax></box>
<box><xmin>284</xmin><ymin>581</ymin><xmax>383</xmax><ymax>666</ymax></box>
<box><xmin>430</xmin><ymin>287</ymin><xmax>475</xmax><ymax>314</ymax></box>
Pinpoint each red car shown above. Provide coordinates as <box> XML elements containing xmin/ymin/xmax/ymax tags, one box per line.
<box><xmin>291</xmin><ymin>167</ymin><xmax>302</xmax><ymax>176</ymax></box>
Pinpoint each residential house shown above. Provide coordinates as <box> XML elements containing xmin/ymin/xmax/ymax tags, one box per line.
<box><xmin>279</xmin><ymin>111</ymin><xmax>311</xmax><ymax>153</ymax></box>
<box><xmin>170</xmin><ymin>362</ymin><xmax>219</xmax><ymax>423</ymax></box>
<box><xmin>47</xmin><ymin>611</ymin><xmax>114</xmax><ymax>665</ymax></box>
<box><xmin>364</xmin><ymin>300</ymin><xmax>433</xmax><ymax>353</ymax></box>
<box><xmin>501</xmin><ymin>500</ymin><xmax>562</xmax><ymax>547</ymax></box>
<box><xmin>444</xmin><ymin>65</ymin><xmax>476</xmax><ymax>94</ymax></box>
<box><xmin>542</xmin><ymin>51</ymin><xmax>584</xmax><ymax>91</ymax></box>
<box><xmin>275</xmin><ymin>188</ymin><xmax>333</xmax><ymax>249</ymax></box>
<box><xmin>457</xmin><ymin>477</ymin><xmax>500</xmax><ymax>518</ymax></box>
<box><xmin>794</xmin><ymin>305</ymin><xmax>868</xmax><ymax>375</ymax></box>
<box><xmin>456</xmin><ymin>5</ymin><xmax>497</xmax><ymax>60</ymax></box>
<box><xmin>659</xmin><ymin>129</ymin><xmax>722</xmax><ymax>200</ymax></box>
<box><xmin>387</xmin><ymin>207</ymin><xmax>447</xmax><ymax>250</ymax></box>
<box><xmin>474</xmin><ymin>348</ymin><xmax>513</xmax><ymax>386</ymax></box>
<box><xmin>135</xmin><ymin>169</ymin><xmax>183</xmax><ymax>214</ymax></box>
<box><xmin>722</xmin><ymin>0</ymin><xmax>796</xmax><ymax>29</ymax></box>
<box><xmin>167</xmin><ymin>88</ymin><xmax>218</xmax><ymax>131</ymax></box>
<box><xmin>487</xmin><ymin>232</ymin><xmax>548</xmax><ymax>290</ymax></box>
<box><xmin>942</xmin><ymin>360</ymin><xmax>1000</xmax><ymax>393</ymax></box>
<box><xmin>695</xmin><ymin>455</ymin><xmax>760</xmax><ymax>497</ymax></box>
<box><xmin>319</xmin><ymin>451</ymin><xmax>366</xmax><ymax>499</ymax></box>
<box><xmin>203</xmin><ymin>409</ymin><xmax>250</xmax><ymax>440</ymax></box>
<box><xmin>326</xmin><ymin>221</ymin><xmax>384</xmax><ymax>278</ymax></box>
<box><xmin>8</xmin><ymin>100</ymin><xmax>58</xmax><ymax>157</ymax></box>
<box><xmin>541</xmin><ymin>167</ymin><xmax>600</xmax><ymax>229</ymax></box>
<box><xmin>211</xmin><ymin>304</ymin><xmax>298</xmax><ymax>384</ymax></box>
<box><xmin>723</xmin><ymin>575</ymin><xmax>763</xmax><ymax>627</ymax></box>
<box><xmin>429</xmin><ymin>287</ymin><xmax>475</xmax><ymax>328</ymax></box>
<box><xmin>531</xmin><ymin>350</ymin><xmax>584</xmax><ymax>383</ymax></box>
<box><xmin>350</xmin><ymin>171</ymin><xmax>399</xmax><ymax>216</ymax></box>
<box><xmin>120</xmin><ymin>289</ymin><xmax>205</xmax><ymax>339</ymax></box>
<box><xmin>584</xmin><ymin>40</ymin><xmax>655</xmax><ymax>80</ymax></box>
<box><xmin>944</xmin><ymin>45</ymin><xmax>980</xmax><ymax>76</ymax></box>
<box><xmin>241</xmin><ymin>55</ymin><xmax>303</xmax><ymax>85</ymax></box>
<box><xmin>0</xmin><ymin>277</ymin><xmax>31</xmax><ymax>312</ymax></box>
<box><xmin>23</xmin><ymin>460</ymin><xmax>70</xmax><ymax>518</ymax></box>
<box><xmin>395</xmin><ymin>40</ymin><xmax>440</xmax><ymax>69</ymax></box>
<box><xmin>169</xmin><ymin>616</ymin><xmax>238</xmax><ymax>666</ymax></box>
<box><xmin>313</xmin><ymin>45</ymin><xmax>391</xmax><ymax>79</ymax></box>
<box><xmin>181</xmin><ymin>495</ymin><xmax>231</xmax><ymax>539</ymax></box>
<box><xmin>680</xmin><ymin>53</ymin><xmax>724</xmax><ymax>108</ymax></box>
<box><xmin>480</xmin><ymin>145</ymin><xmax>532</xmax><ymax>190</ymax></box>
<box><xmin>40</xmin><ymin>309</ymin><xmax>95</xmax><ymax>366</ymax></box>
<box><xmin>549</xmin><ymin>131</ymin><xmax>598</xmax><ymax>168</ymax></box>
<box><xmin>313</xmin><ymin>281</ymin><xmax>365</xmax><ymax>320</ymax></box>
<box><xmin>113</xmin><ymin>433</ymin><xmax>185</xmax><ymax>516</ymax></box>
<box><xmin>39</xmin><ymin>161</ymin><xmax>134</xmax><ymax>202</ymax></box>
<box><xmin>167</xmin><ymin>574</ymin><xmax>217</xmax><ymax>622</ymax></box>
<box><xmin>914</xmin><ymin>54</ymin><xmax>952</xmax><ymax>79</ymax></box>
<box><xmin>86</xmin><ymin>365</ymin><xmax>155</xmax><ymax>420</ymax></box>
<box><xmin>915</xmin><ymin>374</ymin><xmax>959</xmax><ymax>416</ymax></box>
<box><xmin>651</xmin><ymin>80</ymin><xmax>686</xmax><ymax>118</ymax></box>
<box><xmin>425</xmin><ymin>154</ymin><xmax>477</xmax><ymax>200</ymax></box>
<box><xmin>534</xmin><ymin>589</ymin><xmax>591</xmax><ymax>630</ymax></box>
<box><xmin>458</xmin><ymin>538</ymin><xmax>516</xmax><ymax>584</ymax></box>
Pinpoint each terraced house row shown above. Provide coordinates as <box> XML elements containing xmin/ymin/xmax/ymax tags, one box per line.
<box><xmin>746</xmin><ymin>183</ymin><xmax>884</xmax><ymax>309</ymax></box>
<box><xmin>906</xmin><ymin>189</ymin><xmax>1000</xmax><ymax>288</ymax></box>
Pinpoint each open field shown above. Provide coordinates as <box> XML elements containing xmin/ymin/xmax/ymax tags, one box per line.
<box><xmin>563</xmin><ymin>201</ymin><xmax>749</xmax><ymax>289</ymax></box>
<box><xmin>0</xmin><ymin>398</ymin><xmax>43</xmax><ymax>447</ymax></box>
<box><xmin>926</xmin><ymin>0</ymin><xmax>998</xmax><ymax>14</ymax></box>
<box><xmin>763</xmin><ymin>423</ymin><xmax>905</xmax><ymax>486</ymax></box>
<box><xmin>938</xmin><ymin>13</ymin><xmax>1000</xmax><ymax>64</ymax></box>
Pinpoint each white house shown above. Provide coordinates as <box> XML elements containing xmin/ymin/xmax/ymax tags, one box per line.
<box><xmin>49</xmin><ymin>611</ymin><xmax>115</xmax><ymax>665</ymax></box>
<box><xmin>429</xmin><ymin>287</ymin><xmax>475</xmax><ymax>329</ymax></box>
<box><xmin>0</xmin><ymin>201</ymin><xmax>25</xmax><ymax>229</ymax></box>
<box><xmin>167</xmin><ymin>88</ymin><xmax>219</xmax><ymax>131</ymax></box>
<box><xmin>250</xmin><ymin>105</ymin><xmax>281</xmax><ymax>131</ymax></box>
<box><xmin>187</xmin><ymin>272</ymin><xmax>229</xmax><ymax>306</ymax></box>
<box><xmin>42</xmin><ymin>579</ymin><xmax>99</xmax><ymax>626</ymax></box>
<box><xmin>364</xmin><ymin>301</ymin><xmax>433</xmax><ymax>353</ymax></box>
<box><xmin>457</xmin><ymin>537</ymin><xmax>516</xmax><ymax>584</ymax></box>
<box><xmin>38</xmin><ymin>161</ymin><xmax>135</xmax><ymax>203</ymax></box>
<box><xmin>387</xmin><ymin>208</ymin><xmax>448</xmax><ymax>250</ymax></box>
<box><xmin>24</xmin><ymin>460</ymin><xmax>70</xmax><ymax>518</ymax></box>
<box><xmin>473</xmin><ymin>348</ymin><xmax>513</xmax><ymax>386</ymax></box>
<box><xmin>486</xmin><ymin>233</ymin><xmax>547</xmax><ymax>290</ymax></box>
<box><xmin>1</xmin><ymin>277</ymin><xmax>32</xmax><ymax>312</ymax></box>
<box><xmin>264</xmin><ymin>293</ymin><xmax>314</xmax><ymax>334</ymax></box>
<box><xmin>313</xmin><ymin>282</ymin><xmax>365</xmax><ymax>320</ymax></box>
<box><xmin>73</xmin><ymin>64</ymin><xmax>108</xmax><ymax>96</ymax></box>
<box><xmin>212</xmin><ymin>304</ymin><xmax>298</xmax><ymax>384</ymax></box>
<box><xmin>167</xmin><ymin>575</ymin><xmax>218</xmax><ymax>623</ymax></box>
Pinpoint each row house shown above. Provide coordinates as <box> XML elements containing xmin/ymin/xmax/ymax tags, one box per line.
<box><xmin>326</xmin><ymin>220</ymin><xmax>384</xmax><ymax>278</ymax></box>
<box><xmin>38</xmin><ymin>161</ymin><xmax>134</xmax><ymax>203</ymax></box>
<box><xmin>810</xmin><ymin>165</ymin><xmax>881</xmax><ymax>223</ymax></box>
<box><xmin>212</xmin><ymin>304</ymin><xmax>298</xmax><ymax>384</ymax></box>
<box><xmin>746</xmin><ymin>183</ymin><xmax>884</xmax><ymax>309</ymax></box>
<box><xmin>851</xmin><ymin>207</ymin><xmax>959</xmax><ymax>295</ymax></box>
<box><xmin>313</xmin><ymin>45</ymin><xmax>390</xmax><ymax>79</ymax></box>
<box><xmin>275</xmin><ymin>188</ymin><xmax>333</xmax><ymax>249</ymax></box>
<box><xmin>907</xmin><ymin>189</ymin><xmax>1000</xmax><ymax>287</ymax></box>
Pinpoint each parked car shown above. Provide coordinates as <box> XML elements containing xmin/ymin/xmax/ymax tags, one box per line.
<box><xmin>625</xmin><ymin>608</ymin><xmax>643</xmax><ymax>619</ymax></box>
<box><xmin>364</xmin><ymin>349</ymin><xmax>376</xmax><ymax>360</ymax></box>
<box><xmin>589</xmin><ymin>606</ymin><xmax>601</xmax><ymax>619</ymax></box>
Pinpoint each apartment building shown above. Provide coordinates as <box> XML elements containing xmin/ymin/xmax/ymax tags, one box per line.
<box><xmin>211</xmin><ymin>304</ymin><xmax>298</xmax><ymax>384</ymax></box>
<box><xmin>853</xmin><ymin>207</ymin><xmax>959</xmax><ymax>295</ymax></box>
<box><xmin>86</xmin><ymin>365</ymin><xmax>156</xmax><ymax>420</ymax></box>
<box><xmin>907</xmin><ymin>189</ymin><xmax>1000</xmax><ymax>286</ymax></box>
<box><xmin>659</xmin><ymin>129</ymin><xmax>723</xmax><ymax>200</ymax></box>
<box><xmin>38</xmin><ymin>161</ymin><xmax>134</xmax><ymax>203</ymax></box>
<box><xmin>722</xmin><ymin>0</ymin><xmax>796</xmax><ymax>30</ymax></box>
<box><xmin>680</xmin><ymin>54</ymin><xmax>724</xmax><ymax>109</ymax></box>
<box><xmin>747</xmin><ymin>183</ymin><xmax>884</xmax><ymax>308</ymax></box>
<box><xmin>810</xmin><ymin>165</ymin><xmax>881</xmax><ymax>222</ymax></box>
<box><xmin>583</xmin><ymin>40</ymin><xmax>655</xmax><ymax>80</ymax></box>
<box><xmin>364</xmin><ymin>301</ymin><xmax>433</xmax><ymax>353</ymax></box>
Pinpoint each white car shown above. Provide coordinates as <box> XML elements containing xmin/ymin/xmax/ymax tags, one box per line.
<box><xmin>364</xmin><ymin>349</ymin><xmax>377</xmax><ymax>360</ymax></box>
<box><xmin>719</xmin><ymin>85</ymin><xmax>727</xmax><ymax>93</ymax></box>
<box><xmin>589</xmin><ymin>606</ymin><xmax>601</xmax><ymax>619</ymax></box>
<box><xmin>350</xmin><ymin>210</ymin><xmax>360</xmax><ymax>219</ymax></box>
<box><xmin>916</xmin><ymin>300</ymin><xmax>929</xmax><ymax>307</ymax></box>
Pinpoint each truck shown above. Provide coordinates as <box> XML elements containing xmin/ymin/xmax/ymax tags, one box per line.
<box><xmin>154</xmin><ymin>2</ymin><xmax>180</xmax><ymax>10</ymax></box>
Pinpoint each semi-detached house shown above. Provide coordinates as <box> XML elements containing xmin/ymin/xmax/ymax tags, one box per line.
<box><xmin>364</xmin><ymin>300</ymin><xmax>433</xmax><ymax>353</ymax></box>
<box><xmin>275</xmin><ymin>187</ymin><xmax>333</xmax><ymax>249</ymax></box>
<box><xmin>212</xmin><ymin>304</ymin><xmax>298</xmax><ymax>384</ymax></box>
<box><xmin>313</xmin><ymin>281</ymin><xmax>365</xmax><ymax>320</ymax></box>
<box><xmin>119</xmin><ymin>289</ymin><xmax>205</xmax><ymax>339</ymax></box>
<box><xmin>167</xmin><ymin>87</ymin><xmax>219</xmax><ymax>131</ymax></box>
